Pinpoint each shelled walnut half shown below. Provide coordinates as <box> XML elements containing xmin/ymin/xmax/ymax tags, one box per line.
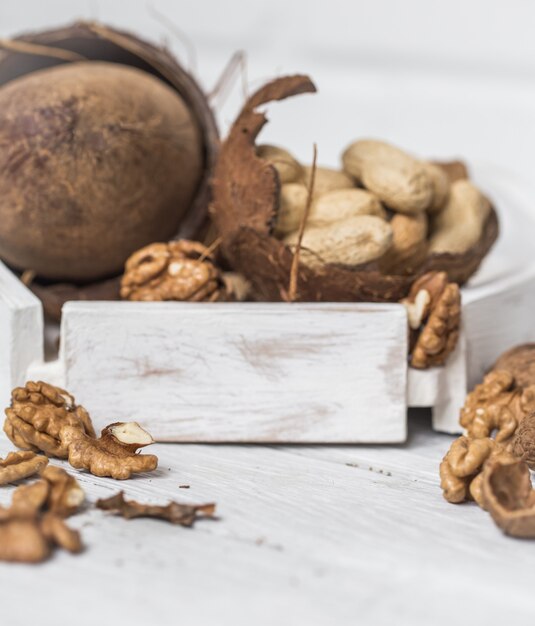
<box><xmin>120</xmin><ymin>240</ymin><xmax>248</xmax><ymax>302</ymax></box>
<box><xmin>4</xmin><ymin>381</ymin><xmax>95</xmax><ymax>458</ymax></box>
<box><xmin>439</xmin><ymin>435</ymin><xmax>516</xmax><ymax>506</ymax></box>
<box><xmin>60</xmin><ymin>421</ymin><xmax>158</xmax><ymax>480</ymax></box>
<box><xmin>0</xmin><ymin>451</ymin><xmax>48</xmax><ymax>485</ymax></box>
<box><xmin>401</xmin><ymin>271</ymin><xmax>461</xmax><ymax>369</ymax></box>
<box><xmin>482</xmin><ymin>459</ymin><xmax>535</xmax><ymax>538</ymax></box>
<box><xmin>439</xmin><ymin>344</ymin><xmax>535</xmax><ymax>524</ymax></box>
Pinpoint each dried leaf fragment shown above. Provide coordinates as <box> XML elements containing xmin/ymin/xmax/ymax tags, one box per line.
<box><xmin>4</xmin><ymin>381</ymin><xmax>95</xmax><ymax>458</ymax></box>
<box><xmin>120</xmin><ymin>240</ymin><xmax>228</xmax><ymax>302</ymax></box>
<box><xmin>482</xmin><ymin>459</ymin><xmax>535</xmax><ymax>538</ymax></box>
<box><xmin>60</xmin><ymin>421</ymin><xmax>158</xmax><ymax>479</ymax></box>
<box><xmin>96</xmin><ymin>491</ymin><xmax>216</xmax><ymax>527</ymax></box>
<box><xmin>0</xmin><ymin>450</ymin><xmax>48</xmax><ymax>485</ymax></box>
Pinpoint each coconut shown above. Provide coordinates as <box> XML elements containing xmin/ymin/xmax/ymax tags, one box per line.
<box><xmin>0</xmin><ymin>21</ymin><xmax>218</xmax><ymax>310</ymax></box>
<box><xmin>210</xmin><ymin>75</ymin><xmax>498</xmax><ymax>302</ymax></box>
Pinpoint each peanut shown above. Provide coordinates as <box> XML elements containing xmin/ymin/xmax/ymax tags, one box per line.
<box><xmin>257</xmin><ymin>144</ymin><xmax>303</xmax><ymax>184</ymax></box>
<box><xmin>423</xmin><ymin>162</ymin><xmax>450</xmax><ymax>213</ymax></box>
<box><xmin>274</xmin><ymin>183</ymin><xmax>309</xmax><ymax>237</ymax></box>
<box><xmin>379</xmin><ymin>212</ymin><xmax>428</xmax><ymax>274</ymax></box>
<box><xmin>302</xmin><ymin>165</ymin><xmax>354</xmax><ymax>197</ymax></box>
<box><xmin>284</xmin><ymin>215</ymin><xmax>392</xmax><ymax>268</ymax></box>
<box><xmin>429</xmin><ymin>180</ymin><xmax>491</xmax><ymax>254</ymax></box>
<box><xmin>342</xmin><ymin>139</ymin><xmax>433</xmax><ymax>213</ymax></box>
<box><xmin>308</xmin><ymin>189</ymin><xmax>386</xmax><ymax>228</ymax></box>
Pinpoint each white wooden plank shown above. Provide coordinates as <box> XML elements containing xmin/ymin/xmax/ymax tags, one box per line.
<box><xmin>0</xmin><ymin>261</ymin><xmax>43</xmax><ymax>408</ymax></box>
<box><xmin>0</xmin><ymin>419</ymin><xmax>533</xmax><ymax>626</ymax></box>
<box><xmin>408</xmin><ymin>330</ymin><xmax>467</xmax><ymax>434</ymax></box>
<box><xmin>61</xmin><ymin>301</ymin><xmax>408</xmax><ymax>443</ymax></box>
<box><xmin>463</xmin><ymin>265</ymin><xmax>535</xmax><ymax>389</ymax></box>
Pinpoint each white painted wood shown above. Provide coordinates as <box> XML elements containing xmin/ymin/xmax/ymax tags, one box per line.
<box><xmin>0</xmin><ymin>262</ymin><xmax>43</xmax><ymax>408</ymax></box>
<box><xmin>408</xmin><ymin>330</ymin><xmax>468</xmax><ymax>434</ymax></box>
<box><xmin>26</xmin><ymin>358</ymin><xmax>65</xmax><ymax>389</ymax></box>
<box><xmin>464</xmin><ymin>265</ymin><xmax>535</xmax><ymax>388</ymax></box>
<box><xmin>425</xmin><ymin>166</ymin><xmax>535</xmax><ymax>433</ymax></box>
<box><xmin>60</xmin><ymin>302</ymin><xmax>408</xmax><ymax>443</ymax></box>
<box><xmin>0</xmin><ymin>417</ymin><xmax>532</xmax><ymax>626</ymax></box>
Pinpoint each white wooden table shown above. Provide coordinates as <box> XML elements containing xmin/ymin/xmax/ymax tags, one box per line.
<box><xmin>1</xmin><ymin>411</ymin><xmax>532</xmax><ymax>626</ymax></box>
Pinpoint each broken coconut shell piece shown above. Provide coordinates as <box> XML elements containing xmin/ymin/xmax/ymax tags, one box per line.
<box><xmin>210</xmin><ymin>75</ymin><xmax>498</xmax><ymax>303</ymax></box>
<box><xmin>482</xmin><ymin>459</ymin><xmax>535</xmax><ymax>538</ymax></box>
<box><xmin>60</xmin><ymin>421</ymin><xmax>158</xmax><ymax>480</ymax></box>
<box><xmin>96</xmin><ymin>491</ymin><xmax>216</xmax><ymax>527</ymax></box>
<box><xmin>0</xmin><ymin>21</ymin><xmax>218</xmax><ymax>318</ymax></box>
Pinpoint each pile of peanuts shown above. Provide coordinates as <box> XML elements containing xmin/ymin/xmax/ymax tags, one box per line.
<box><xmin>257</xmin><ymin>140</ymin><xmax>491</xmax><ymax>272</ymax></box>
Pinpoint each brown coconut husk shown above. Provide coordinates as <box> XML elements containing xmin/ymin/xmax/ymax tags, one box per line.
<box><xmin>0</xmin><ymin>21</ymin><xmax>218</xmax><ymax>318</ymax></box>
<box><xmin>211</xmin><ymin>75</ymin><xmax>498</xmax><ymax>302</ymax></box>
<box><xmin>28</xmin><ymin>276</ymin><xmax>121</xmax><ymax>321</ymax></box>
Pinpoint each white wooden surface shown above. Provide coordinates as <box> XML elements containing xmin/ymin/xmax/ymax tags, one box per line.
<box><xmin>1</xmin><ymin>415</ymin><xmax>533</xmax><ymax>626</ymax></box>
<box><xmin>60</xmin><ymin>302</ymin><xmax>408</xmax><ymax>443</ymax></box>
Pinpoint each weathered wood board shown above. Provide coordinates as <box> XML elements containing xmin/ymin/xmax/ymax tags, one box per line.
<box><xmin>0</xmin><ymin>262</ymin><xmax>43</xmax><ymax>409</ymax></box>
<box><xmin>60</xmin><ymin>302</ymin><xmax>408</xmax><ymax>443</ymax></box>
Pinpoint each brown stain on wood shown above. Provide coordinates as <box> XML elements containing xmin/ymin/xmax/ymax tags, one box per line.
<box><xmin>236</xmin><ymin>333</ymin><xmax>336</xmax><ymax>379</ymax></box>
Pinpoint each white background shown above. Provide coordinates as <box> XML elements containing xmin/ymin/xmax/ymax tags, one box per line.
<box><xmin>1</xmin><ymin>0</ymin><xmax>534</xmax><ymax>181</ymax></box>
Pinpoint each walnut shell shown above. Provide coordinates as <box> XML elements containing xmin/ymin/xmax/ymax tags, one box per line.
<box><xmin>482</xmin><ymin>460</ymin><xmax>535</xmax><ymax>538</ymax></box>
<box><xmin>510</xmin><ymin>412</ymin><xmax>535</xmax><ymax>469</ymax></box>
<box><xmin>491</xmin><ymin>344</ymin><xmax>535</xmax><ymax>390</ymax></box>
<box><xmin>0</xmin><ymin>21</ymin><xmax>218</xmax><ymax>311</ymax></box>
<box><xmin>210</xmin><ymin>76</ymin><xmax>498</xmax><ymax>303</ymax></box>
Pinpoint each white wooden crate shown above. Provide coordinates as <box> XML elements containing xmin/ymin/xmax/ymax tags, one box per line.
<box><xmin>59</xmin><ymin>301</ymin><xmax>408</xmax><ymax>443</ymax></box>
<box><xmin>0</xmin><ymin>262</ymin><xmax>43</xmax><ymax>407</ymax></box>
<box><xmin>1</xmin><ymin>164</ymin><xmax>535</xmax><ymax>442</ymax></box>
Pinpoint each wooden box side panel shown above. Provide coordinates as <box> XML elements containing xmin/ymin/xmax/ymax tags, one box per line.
<box><xmin>0</xmin><ymin>262</ymin><xmax>43</xmax><ymax>407</ymax></box>
<box><xmin>61</xmin><ymin>302</ymin><xmax>408</xmax><ymax>443</ymax></box>
<box><xmin>408</xmin><ymin>329</ymin><xmax>467</xmax><ymax>434</ymax></box>
<box><xmin>464</xmin><ymin>269</ymin><xmax>535</xmax><ymax>389</ymax></box>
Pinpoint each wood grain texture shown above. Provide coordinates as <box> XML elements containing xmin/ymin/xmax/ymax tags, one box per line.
<box><xmin>0</xmin><ymin>262</ymin><xmax>43</xmax><ymax>407</ymax></box>
<box><xmin>0</xmin><ymin>416</ymin><xmax>532</xmax><ymax>626</ymax></box>
<box><xmin>61</xmin><ymin>302</ymin><xmax>408</xmax><ymax>443</ymax></box>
